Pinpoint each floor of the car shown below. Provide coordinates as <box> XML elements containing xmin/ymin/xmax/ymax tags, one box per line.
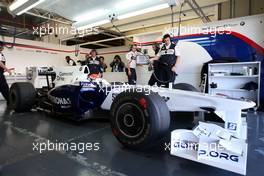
<box><xmin>0</xmin><ymin>101</ymin><xmax>263</xmax><ymax>176</ymax></box>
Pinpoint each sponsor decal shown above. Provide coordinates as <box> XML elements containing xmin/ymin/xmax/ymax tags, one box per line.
<box><xmin>227</xmin><ymin>122</ymin><xmax>237</xmax><ymax>131</ymax></box>
<box><xmin>59</xmin><ymin>72</ymin><xmax>73</xmax><ymax>77</ymax></box>
<box><xmin>80</xmin><ymin>82</ymin><xmax>96</xmax><ymax>87</ymax></box>
<box><xmin>198</xmin><ymin>150</ymin><xmax>239</xmax><ymax>162</ymax></box>
<box><xmin>49</xmin><ymin>95</ymin><xmax>71</xmax><ymax>105</ymax></box>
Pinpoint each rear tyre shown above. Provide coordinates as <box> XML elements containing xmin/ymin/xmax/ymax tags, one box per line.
<box><xmin>9</xmin><ymin>82</ymin><xmax>36</xmax><ymax>112</ymax></box>
<box><xmin>110</xmin><ymin>90</ymin><xmax>170</xmax><ymax>150</ymax></box>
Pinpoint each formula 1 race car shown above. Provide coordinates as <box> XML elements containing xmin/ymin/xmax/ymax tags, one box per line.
<box><xmin>9</xmin><ymin>59</ymin><xmax>255</xmax><ymax>175</ymax></box>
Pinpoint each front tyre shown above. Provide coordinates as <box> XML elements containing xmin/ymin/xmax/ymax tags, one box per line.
<box><xmin>110</xmin><ymin>90</ymin><xmax>170</xmax><ymax>150</ymax></box>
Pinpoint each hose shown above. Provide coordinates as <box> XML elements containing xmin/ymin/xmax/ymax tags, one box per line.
<box><xmin>176</xmin><ymin>2</ymin><xmax>185</xmax><ymax>44</ymax></box>
<box><xmin>75</xmin><ymin>43</ymin><xmax>80</xmax><ymax>57</ymax></box>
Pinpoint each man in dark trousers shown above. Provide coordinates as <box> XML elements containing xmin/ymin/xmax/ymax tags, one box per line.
<box><xmin>0</xmin><ymin>41</ymin><xmax>12</xmax><ymax>104</ymax></box>
<box><xmin>148</xmin><ymin>34</ymin><xmax>181</xmax><ymax>88</ymax></box>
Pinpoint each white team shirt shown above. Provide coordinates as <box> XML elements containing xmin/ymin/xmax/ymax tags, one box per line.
<box><xmin>126</xmin><ymin>51</ymin><xmax>139</xmax><ymax>69</ymax></box>
<box><xmin>89</xmin><ymin>57</ymin><xmax>100</xmax><ymax>65</ymax></box>
<box><xmin>157</xmin><ymin>43</ymin><xmax>181</xmax><ymax>57</ymax></box>
<box><xmin>68</xmin><ymin>60</ymin><xmax>74</xmax><ymax>66</ymax></box>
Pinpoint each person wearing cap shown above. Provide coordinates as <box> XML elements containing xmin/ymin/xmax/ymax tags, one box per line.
<box><xmin>0</xmin><ymin>41</ymin><xmax>12</xmax><ymax>104</ymax></box>
<box><xmin>86</xmin><ymin>49</ymin><xmax>102</xmax><ymax>77</ymax></box>
<box><xmin>148</xmin><ymin>34</ymin><xmax>181</xmax><ymax>88</ymax></box>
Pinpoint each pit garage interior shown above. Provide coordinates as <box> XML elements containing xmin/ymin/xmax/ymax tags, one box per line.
<box><xmin>0</xmin><ymin>0</ymin><xmax>264</xmax><ymax>176</ymax></box>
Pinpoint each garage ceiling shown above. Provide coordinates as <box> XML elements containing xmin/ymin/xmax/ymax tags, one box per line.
<box><xmin>36</xmin><ymin>0</ymin><xmax>228</xmax><ymax>29</ymax></box>
<box><xmin>0</xmin><ymin>0</ymin><xmax>228</xmax><ymax>48</ymax></box>
<box><xmin>37</xmin><ymin>0</ymin><xmax>166</xmax><ymax>28</ymax></box>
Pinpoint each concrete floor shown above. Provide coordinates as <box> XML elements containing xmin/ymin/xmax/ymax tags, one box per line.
<box><xmin>0</xmin><ymin>101</ymin><xmax>264</xmax><ymax>176</ymax></box>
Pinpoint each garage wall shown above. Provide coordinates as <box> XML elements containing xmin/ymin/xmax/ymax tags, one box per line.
<box><xmin>1</xmin><ymin>36</ymin><xmax>129</xmax><ymax>80</ymax></box>
<box><xmin>1</xmin><ymin>37</ymin><xmax>89</xmax><ymax>74</ymax></box>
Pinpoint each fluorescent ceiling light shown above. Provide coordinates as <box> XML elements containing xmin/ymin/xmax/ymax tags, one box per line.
<box><xmin>9</xmin><ymin>0</ymin><xmax>28</xmax><ymax>11</ymax></box>
<box><xmin>118</xmin><ymin>3</ymin><xmax>169</xmax><ymax>20</ymax></box>
<box><xmin>9</xmin><ymin>0</ymin><xmax>45</xmax><ymax>15</ymax></box>
<box><xmin>76</xmin><ymin>19</ymin><xmax>109</xmax><ymax>30</ymax></box>
<box><xmin>74</xmin><ymin>9</ymin><xmax>110</xmax><ymax>23</ymax></box>
<box><xmin>115</xmin><ymin>0</ymin><xmax>151</xmax><ymax>10</ymax></box>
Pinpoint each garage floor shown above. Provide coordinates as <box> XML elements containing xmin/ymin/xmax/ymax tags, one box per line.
<box><xmin>0</xmin><ymin>101</ymin><xmax>264</xmax><ymax>176</ymax></box>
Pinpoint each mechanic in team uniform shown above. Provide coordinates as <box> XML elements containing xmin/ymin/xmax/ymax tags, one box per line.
<box><xmin>65</xmin><ymin>56</ymin><xmax>76</xmax><ymax>66</ymax></box>
<box><xmin>148</xmin><ymin>34</ymin><xmax>180</xmax><ymax>88</ymax></box>
<box><xmin>86</xmin><ymin>49</ymin><xmax>103</xmax><ymax>77</ymax></box>
<box><xmin>125</xmin><ymin>44</ymin><xmax>142</xmax><ymax>85</ymax></box>
<box><xmin>0</xmin><ymin>41</ymin><xmax>12</xmax><ymax>104</ymax></box>
<box><xmin>99</xmin><ymin>56</ymin><xmax>108</xmax><ymax>72</ymax></box>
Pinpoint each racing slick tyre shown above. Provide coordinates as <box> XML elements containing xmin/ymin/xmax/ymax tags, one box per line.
<box><xmin>110</xmin><ymin>90</ymin><xmax>170</xmax><ymax>150</ymax></box>
<box><xmin>173</xmin><ymin>83</ymin><xmax>199</xmax><ymax>92</ymax></box>
<box><xmin>9</xmin><ymin>82</ymin><xmax>36</xmax><ymax>112</ymax></box>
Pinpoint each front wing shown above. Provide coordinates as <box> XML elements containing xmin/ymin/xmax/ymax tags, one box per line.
<box><xmin>100</xmin><ymin>85</ymin><xmax>254</xmax><ymax>175</ymax></box>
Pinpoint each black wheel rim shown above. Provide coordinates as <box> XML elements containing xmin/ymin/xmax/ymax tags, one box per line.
<box><xmin>115</xmin><ymin>102</ymin><xmax>145</xmax><ymax>138</ymax></box>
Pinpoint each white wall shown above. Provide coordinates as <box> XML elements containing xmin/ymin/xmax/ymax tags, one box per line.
<box><xmin>2</xmin><ymin>37</ymin><xmax>89</xmax><ymax>74</ymax></box>
<box><xmin>1</xmin><ymin>38</ymin><xmax>131</xmax><ymax>84</ymax></box>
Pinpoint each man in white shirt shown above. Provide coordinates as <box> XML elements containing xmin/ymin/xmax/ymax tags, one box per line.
<box><xmin>148</xmin><ymin>34</ymin><xmax>181</xmax><ymax>88</ymax></box>
<box><xmin>0</xmin><ymin>41</ymin><xmax>12</xmax><ymax>104</ymax></box>
<box><xmin>126</xmin><ymin>44</ymin><xmax>141</xmax><ymax>85</ymax></box>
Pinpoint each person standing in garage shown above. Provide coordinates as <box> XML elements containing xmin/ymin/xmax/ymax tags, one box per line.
<box><xmin>65</xmin><ymin>56</ymin><xmax>76</xmax><ymax>66</ymax></box>
<box><xmin>87</xmin><ymin>49</ymin><xmax>103</xmax><ymax>78</ymax></box>
<box><xmin>152</xmin><ymin>42</ymin><xmax>160</xmax><ymax>55</ymax></box>
<box><xmin>99</xmin><ymin>56</ymin><xmax>108</xmax><ymax>72</ymax></box>
<box><xmin>110</xmin><ymin>55</ymin><xmax>125</xmax><ymax>72</ymax></box>
<box><xmin>0</xmin><ymin>41</ymin><xmax>12</xmax><ymax>104</ymax></box>
<box><xmin>148</xmin><ymin>34</ymin><xmax>180</xmax><ymax>88</ymax></box>
<box><xmin>126</xmin><ymin>44</ymin><xmax>142</xmax><ymax>85</ymax></box>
